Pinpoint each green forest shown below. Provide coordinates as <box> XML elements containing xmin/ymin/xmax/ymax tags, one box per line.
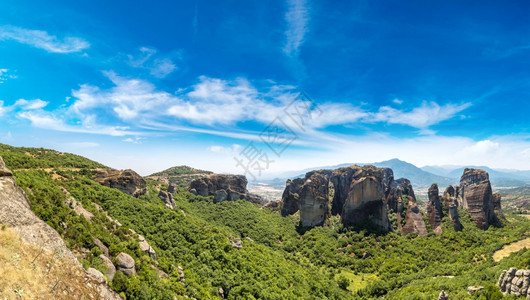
<box><xmin>0</xmin><ymin>143</ymin><xmax>529</xmax><ymax>299</ymax></box>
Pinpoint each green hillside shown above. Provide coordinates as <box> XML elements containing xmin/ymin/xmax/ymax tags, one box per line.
<box><xmin>1</xmin><ymin>144</ymin><xmax>529</xmax><ymax>299</ymax></box>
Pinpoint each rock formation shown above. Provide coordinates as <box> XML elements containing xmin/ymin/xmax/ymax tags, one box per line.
<box><xmin>189</xmin><ymin>174</ymin><xmax>263</xmax><ymax>204</ymax></box>
<box><xmin>158</xmin><ymin>190</ymin><xmax>175</xmax><ymax>209</ymax></box>
<box><xmin>401</xmin><ymin>196</ymin><xmax>428</xmax><ymax>236</ymax></box>
<box><xmin>498</xmin><ymin>268</ymin><xmax>530</xmax><ymax>297</ymax></box>
<box><xmin>94</xmin><ymin>169</ymin><xmax>147</xmax><ymax>198</ymax></box>
<box><xmin>100</xmin><ymin>254</ymin><xmax>116</xmax><ymax>281</ymax></box>
<box><xmin>139</xmin><ymin>234</ymin><xmax>157</xmax><ymax>259</ymax></box>
<box><xmin>116</xmin><ymin>252</ymin><xmax>136</xmax><ymax>276</ymax></box>
<box><xmin>427</xmin><ymin>184</ymin><xmax>443</xmax><ymax>235</ymax></box>
<box><xmin>442</xmin><ymin>185</ymin><xmax>462</xmax><ymax>231</ymax></box>
<box><xmin>493</xmin><ymin>193</ymin><xmax>506</xmax><ymax>221</ymax></box>
<box><xmin>458</xmin><ymin>168</ymin><xmax>500</xmax><ymax>230</ymax></box>
<box><xmin>0</xmin><ymin>156</ymin><xmax>120</xmax><ymax>299</ymax></box>
<box><xmin>281</xmin><ymin>165</ymin><xmax>428</xmax><ymax>233</ymax></box>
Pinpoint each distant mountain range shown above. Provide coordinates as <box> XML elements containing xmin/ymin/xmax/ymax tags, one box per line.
<box><xmin>274</xmin><ymin>159</ymin><xmax>530</xmax><ymax>189</ymax></box>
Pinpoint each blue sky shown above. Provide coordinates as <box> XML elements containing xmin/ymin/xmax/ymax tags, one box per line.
<box><xmin>1</xmin><ymin>0</ymin><xmax>530</xmax><ymax>176</ymax></box>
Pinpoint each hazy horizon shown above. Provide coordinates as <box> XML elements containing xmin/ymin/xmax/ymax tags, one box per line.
<box><xmin>1</xmin><ymin>1</ymin><xmax>530</xmax><ymax>177</ymax></box>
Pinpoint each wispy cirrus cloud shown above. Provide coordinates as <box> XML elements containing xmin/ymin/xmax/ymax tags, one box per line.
<box><xmin>0</xmin><ymin>25</ymin><xmax>89</xmax><ymax>53</ymax></box>
<box><xmin>127</xmin><ymin>47</ymin><xmax>177</xmax><ymax>78</ymax></box>
<box><xmin>0</xmin><ymin>68</ymin><xmax>17</xmax><ymax>83</ymax></box>
<box><xmin>10</xmin><ymin>72</ymin><xmax>471</xmax><ymax>141</ymax></box>
<box><xmin>283</xmin><ymin>0</ymin><xmax>309</xmax><ymax>56</ymax></box>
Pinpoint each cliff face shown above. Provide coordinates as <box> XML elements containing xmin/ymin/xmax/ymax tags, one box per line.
<box><xmin>442</xmin><ymin>185</ymin><xmax>462</xmax><ymax>232</ymax></box>
<box><xmin>0</xmin><ymin>156</ymin><xmax>120</xmax><ymax>299</ymax></box>
<box><xmin>280</xmin><ymin>165</ymin><xmax>427</xmax><ymax>233</ymax></box>
<box><xmin>189</xmin><ymin>174</ymin><xmax>263</xmax><ymax>204</ymax></box>
<box><xmin>493</xmin><ymin>193</ymin><xmax>506</xmax><ymax>221</ymax></box>
<box><xmin>401</xmin><ymin>196</ymin><xmax>428</xmax><ymax>236</ymax></box>
<box><xmin>94</xmin><ymin>169</ymin><xmax>147</xmax><ymax>198</ymax></box>
<box><xmin>458</xmin><ymin>168</ymin><xmax>500</xmax><ymax>230</ymax></box>
<box><xmin>427</xmin><ymin>184</ymin><xmax>443</xmax><ymax>235</ymax></box>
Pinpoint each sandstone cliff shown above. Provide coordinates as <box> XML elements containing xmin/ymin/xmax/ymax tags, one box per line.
<box><xmin>498</xmin><ymin>267</ymin><xmax>530</xmax><ymax>297</ymax></box>
<box><xmin>189</xmin><ymin>174</ymin><xmax>263</xmax><ymax>204</ymax></box>
<box><xmin>442</xmin><ymin>185</ymin><xmax>462</xmax><ymax>231</ymax></box>
<box><xmin>458</xmin><ymin>168</ymin><xmax>500</xmax><ymax>230</ymax></box>
<box><xmin>281</xmin><ymin>165</ymin><xmax>429</xmax><ymax>233</ymax></box>
<box><xmin>94</xmin><ymin>169</ymin><xmax>147</xmax><ymax>198</ymax></box>
<box><xmin>427</xmin><ymin>184</ymin><xmax>444</xmax><ymax>235</ymax></box>
<box><xmin>0</xmin><ymin>157</ymin><xmax>120</xmax><ymax>299</ymax></box>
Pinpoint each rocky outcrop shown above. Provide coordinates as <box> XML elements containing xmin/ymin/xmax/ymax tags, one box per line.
<box><xmin>280</xmin><ymin>178</ymin><xmax>304</xmax><ymax>216</ymax></box>
<box><xmin>189</xmin><ymin>174</ymin><xmax>263</xmax><ymax>204</ymax></box>
<box><xmin>427</xmin><ymin>184</ymin><xmax>443</xmax><ymax>235</ymax></box>
<box><xmin>158</xmin><ymin>190</ymin><xmax>175</xmax><ymax>209</ymax></box>
<box><xmin>0</xmin><ymin>156</ymin><xmax>121</xmax><ymax>299</ymax></box>
<box><xmin>100</xmin><ymin>254</ymin><xmax>116</xmax><ymax>281</ymax></box>
<box><xmin>401</xmin><ymin>196</ymin><xmax>428</xmax><ymax>236</ymax></box>
<box><xmin>493</xmin><ymin>193</ymin><xmax>506</xmax><ymax>221</ymax></box>
<box><xmin>281</xmin><ymin>165</ymin><xmax>427</xmax><ymax>232</ymax></box>
<box><xmin>94</xmin><ymin>237</ymin><xmax>110</xmax><ymax>257</ymax></box>
<box><xmin>116</xmin><ymin>252</ymin><xmax>136</xmax><ymax>276</ymax></box>
<box><xmin>458</xmin><ymin>169</ymin><xmax>500</xmax><ymax>230</ymax></box>
<box><xmin>498</xmin><ymin>268</ymin><xmax>530</xmax><ymax>297</ymax></box>
<box><xmin>438</xmin><ymin>290</ymin><xmax>449</xmax><ymax>300</ymax></box>
<box><xmin>298</xmin><ymin>172</ymin><xmax>331</xmax><ymax>227</ymax></box>
<box><xmin>94</xmin><ymin>169</ymin><xmax>147</xmax><ymax>198</ymax></box>
<box><xmin>442</xmin><ymin>185</ymin><xmax>462</xmax><ymax>231</ymax></box>
<box><xmin>139</xmin><ymin>235</ymin><xmax>156</xmax><ymax>259</ymax></box>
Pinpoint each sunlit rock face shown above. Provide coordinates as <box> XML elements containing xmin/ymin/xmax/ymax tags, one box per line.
<box><xmin>458</xmin><ymin>168</ymin><xmax>499</xmax><ymax>230</ymax></box>
<box><xmin>443</xmin><ymin>185</ymin><xmax>462</xmax><ymax>232</ymax></box>
<box><xmin>281</xmin><ymin>165</ymin><xmax>425</xmax><ymax>232</ymax></box>
<box><xmin>427</xmin><ymin>183</ymin><xmax>444</xmax><ymax>236</ymax></box>
<box><xmin>189</xmin><ymin>174</ymin><xmax>263</xmax><ymax>204</ymax></box>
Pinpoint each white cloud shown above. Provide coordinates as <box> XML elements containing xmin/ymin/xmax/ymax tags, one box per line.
<box><xmin>208</xmin><ymin>144</ymin><xmax>243</xmax><ymax>155</ymax></box>
<box><xmin>369</xmin><ymin>101</ymin><xmax>472</xmax><ymax>128</ymax></box>
<box><xmin>14</xmin><ymin>99</ymin><xmax>48</xmax><ymax>110</ymax></box>
<box><xmin>283</xmin><ymin>0</ymin><xmax>309</xmax><ymax>56</ymax></box>
<box><xmin>123</xmin><ymin>137</ymin><xmax>143</xmax><ymax>144</ymax></box>
<box><xmin>0</xmin><ymin>25</ymin><xmax>89</xmax><ymax>53</ymax></box>
<box><xmin>0</xmin><ymin>68</ymin><xmax>16</xmax><ymax>83</ymax></box>
<box><xmin>18</xmin><ymin>111</ymin><xmax>134</xmax><ymax>136</ymax></box>
<box><xmin>393</xmin><ymin>98</ymin><xmax>403</xmax><ymax>104</ymax></box>
<box><xmin>127</xmin><ymin>47</ymin><xmax>177</xmax><ymax>78</ymax></box>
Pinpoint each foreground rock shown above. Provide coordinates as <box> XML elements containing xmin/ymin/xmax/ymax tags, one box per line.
<box><xmin>281</xmin><ymin>165</ymin><xmax>427</xmax><ymax>234</ymax></box>
<box><xmin>427</xmin><ymin>184</ymin><xmax>443</xmax><ymax>235</ymax></box>
<box><xmin>498</xmin><ymin>268</ymin><xmax>530</xmax><ymax>297</ymax></box>
<box><xmin>116</xmin><ymin>252</ymin><xmax>136</xmax><ymax>276</ymax></box>
<box><xmin>94</xmin><ymin>169</ymin><xmax>147</xmax><ymax>198</ymax></box>
<box><xmin>0</xmin><ymin>156</ymin><xmax>120</xmax><ymax>299</ymax></box>
<box><xmin>458</xmin><ymin>169</ymin><xmax>500</xmax><ymax>230</ymax></box>
<box><xmin>189</xmin><ymin>174</ymin><xmax>263</xmax><ymax>204</ymax></box>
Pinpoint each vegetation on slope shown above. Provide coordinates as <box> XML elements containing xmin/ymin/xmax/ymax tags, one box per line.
<box><xmin>1</xmin><ymin>144</ymin><xmax>529</xmax><ymax>299</ymax></box>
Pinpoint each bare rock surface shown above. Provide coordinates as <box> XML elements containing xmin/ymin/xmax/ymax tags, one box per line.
<box><xmin>498</xmin><ymin>268</ymin><xmax>530</xmax><ymax>297</ymax></box>
<box><xmin>427</xmin><ymin>184</ymin><xmax>443</xmax><ymax>235</ymax></box>
<box><xmin>189</xmin><ymin>174</ymin><xmax>263</xmax><ymax>204</ymax></box>
<box><xmin>94</xmin><ymin>169</ymin><xmax>147</xmax><ymax>198</ymax></box>
<box><xmin>281</xmin><ymin>165</ymin><xmax>425</xmax><ymax>232</ymax></box>
<box><xmin>0</xmin><ymin>156</ymin><xmax>120</xmax><ymax>299</ymax></box>
<box><xmin>116</xmin><ymin>252</ymin><xmax>136</xmax><ymax>276</ymax></box>
<box><xmin>458</xmin><ymin>168</ymin><xmax>500</xmax><ymax>230</ymax></box>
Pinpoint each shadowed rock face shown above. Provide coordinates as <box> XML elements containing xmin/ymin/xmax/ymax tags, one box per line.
<box><xmin>492</xmin><ymin>193</ymin><xmax>506</xmax><ymax>221</ymax></box>
<box><xmin>401</xmin><ymin>196</ymin><xmax>428</xmax><ymax>236</ymax></box>
<box><xmin>94</xmin><ymin>169</ymin><xmax>147</xmax><ymax>198</ymax></box>
<box><xmin>280</xmin><ymin>165</ymin><xmax>423</xmax><ymax>232</ymax></box>
<box><xmin>427</xmin><ymin>184</ymin><xmax>443</xmax><ymax>235</ymax></box>
<box><xmin>443</xmin><ymin>185</ymin><xmax>462</xmax><ymax>231</ymax></box>
<box><xmin>458</xmin><ymin>168</ymin><xmax>499</xmax><ymax>230</ymax></box>
<box><xmin>189</xmin><ymin>174</ymin><xmax>263</xmax><ymax>204</ymax></box>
